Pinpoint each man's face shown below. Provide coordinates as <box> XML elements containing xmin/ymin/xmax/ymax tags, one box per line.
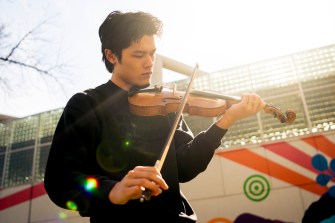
<box><xmin>110</xmin><ymin>35</ymin><xmax>157</xmax><ymax>91</ymax></box>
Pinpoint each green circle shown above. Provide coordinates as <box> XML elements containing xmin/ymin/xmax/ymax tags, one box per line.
<box><xmin>249</xmin><ymin>180</ymin><xmax>264</xmax><ymax>196</ymax></box>
<box><xmin>243</xmin><ymin>174</ymin><xmax>270</xmax><ymax>202</ymax></box>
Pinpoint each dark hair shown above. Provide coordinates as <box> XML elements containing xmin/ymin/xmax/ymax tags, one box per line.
<box><xmin>98</xmin><ymin>11</ymin><xmax>163</xmax><ymax>73</ymax></box>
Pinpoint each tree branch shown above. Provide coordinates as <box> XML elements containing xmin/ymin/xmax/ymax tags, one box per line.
<box><xmin>4</xmin><ymin>19</ymin><xmax>49</xmax><ymax>60</ymax></box>
<box><xmin>0</xmin><ymin>15</ymin><xmax>73</xmax><ymax>96</ymax></box>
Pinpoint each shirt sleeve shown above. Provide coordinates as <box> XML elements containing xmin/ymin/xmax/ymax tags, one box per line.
<box><xmin>44</xmin><ymin>93</ymin><xmax>116</xmax><ymax>216</ymax></box>
<box><xmin>174</xmin><ymin>119</ymin><xmax>228</xmax><ymax>182</ymax></box>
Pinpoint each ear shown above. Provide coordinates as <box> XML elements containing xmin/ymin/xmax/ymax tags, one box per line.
<box><xmin>105</xmin><ymin>49</ymin><xmax>117</xmax><ymax>64</ymax></box>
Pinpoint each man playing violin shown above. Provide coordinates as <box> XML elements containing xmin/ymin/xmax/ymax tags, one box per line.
<box><xmin>44</xmin><ymin>10</ymin><xmax>265</xmax><ymax>223</ymax></box>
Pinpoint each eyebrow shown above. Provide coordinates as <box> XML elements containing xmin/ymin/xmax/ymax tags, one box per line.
<box><xmin>133</xmin><ymin>49</ymin><xmax>156</xmax><ymax>54</ymax></box>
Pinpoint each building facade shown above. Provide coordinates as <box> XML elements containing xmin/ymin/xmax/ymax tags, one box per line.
<box><xmin>0</xmin><ymin>44</ymin><xmax>335</xmax><ymax>222</ymax></box>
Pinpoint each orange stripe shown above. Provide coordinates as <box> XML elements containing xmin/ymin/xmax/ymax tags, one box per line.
<box><xmin>208</xmin><ymin>217</ymin><xmax>233</xmax><ymax>223</ymax></box>
<box><xmin>302</xmin><ymin>135</ymin><xmax>335</xmax><ymax>157</ymax></box>
<box><xmin>217</xmin><ymin>148</ymin><xmax>327</xmax><ymax>195</ymax></box>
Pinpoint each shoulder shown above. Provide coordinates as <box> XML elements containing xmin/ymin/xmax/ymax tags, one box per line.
<box><xmin>62</xmin><ymin>91</ymin><xmax>98</xmax><ymax>118</ymax></box>
<box><xmin>67</xmin><ymin>85</ymin><xmax>104</xmax><ymax>108</ymax></box>
<box><xmin>82</xmin><ymin>81</ymin><xmax>113</xmax><ymax>103</ymax></box>
<box><xmin>64</xmin><ymin>81</ymin><xmax>112</xmax><ymax>114</ymax></box>
<box><xmin>67</xmin><ymin>92</ymin><xmax>92</xmax><ymax>107</ymax></box>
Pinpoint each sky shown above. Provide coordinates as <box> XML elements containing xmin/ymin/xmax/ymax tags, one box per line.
<box><xmin>1</xmin><ymin>0</ymin><xmax>335</xmax><ymax>117</ymax></box>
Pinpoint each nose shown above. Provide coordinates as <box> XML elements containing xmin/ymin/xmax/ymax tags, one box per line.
<box><xmin>144</xmin><ymin>54</ymin><xmax>155</xmax><ymax>68</ymax></box>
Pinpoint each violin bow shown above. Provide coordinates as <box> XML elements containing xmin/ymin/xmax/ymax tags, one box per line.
<box><xmin>139</xmin><ymin>63</ymin><xmax>199</xmax><ymax>202</ymax></box>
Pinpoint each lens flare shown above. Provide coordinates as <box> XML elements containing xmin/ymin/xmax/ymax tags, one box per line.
<box><xmin>58</xmin><ymin>211</ymin><xmax>68</xmax><ymax>219</ymax></box>
<box><xmin>124</xmin><ymin>140</ymin><xmax>130</xmax><ymax>146</ymax></box>
<box><xmin>66</xmin><ymin>201</ymin><xmax>78</xmax><ymax>211</ymax></box>
<box><xmin>85</xmin><ymin>177</ymin><xmax>98</xmax><ymax>192</ymax></box>
<box><xmin>96</xmin><ymin>141</ymin><xmax>128</xmax><ymax>173</ymax></box>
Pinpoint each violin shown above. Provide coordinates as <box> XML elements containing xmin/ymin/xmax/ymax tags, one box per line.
<box><xmin>128</xmin><ymin>85</ymin><xmax>296</xmax><ymax>124</ymax></box>
<box><xmin>132</xmin><ymin>64</ymin><xmax>296</xmax><ymax>202</ymax></box>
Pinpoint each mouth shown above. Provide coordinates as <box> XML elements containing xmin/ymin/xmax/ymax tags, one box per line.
<box><xmin>142</xmin><ymin>72</ymin><xmax>152</xmax><ymax>78</ymax></box>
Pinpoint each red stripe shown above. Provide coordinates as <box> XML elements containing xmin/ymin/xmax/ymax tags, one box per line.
<box><xmin>263</xmin><ymin>141</ymin><xmax>316</xmax><ymax>173</ymax></box>
<box><xmin>0</xmin><ymin>182</ymin><xmax>46</xmax><ymax>211</ymax></box>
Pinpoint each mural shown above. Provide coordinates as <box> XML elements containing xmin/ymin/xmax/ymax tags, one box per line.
<box><xmin>213</xmin><ymin>134</ymin><xmax>335</xmax><ymax>222</ymax></box>
<box><xmin>1</xmin><ymin>133</ymin><xmax>335</xmax><ymax>223</ymax></box>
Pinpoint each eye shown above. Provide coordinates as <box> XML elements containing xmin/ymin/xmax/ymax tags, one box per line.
<box><xmin>133</xmin><ymin>52</ymin><xmax>144</xmax><ymax>58</ymax></box>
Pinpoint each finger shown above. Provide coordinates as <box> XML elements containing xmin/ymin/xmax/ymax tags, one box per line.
<box><xmin>141</xmin><ymin>173</ymin><xmax>168</xmax><ymax>191</ymax></box>
<box><xmin>116</xmin><ymin>178</ymin><xmax>161</xmax><ymax>201</ymax></box>
<box><xmin>126</xmin><ymin>178</ymin><xmax>163</xmax><ymax>199</ymax></box>
<box><xmin>241</xmin><ymin>93</ymin><xmax>252</xmax><ymax>105</ymax></box>
<box><xmin>127</xmin><ymin>168</ymin><xmax>169</xmax><ymax>190</ymax></box>
<box><xmin>109</xmin><ymin>181</ymin><xmax>143</xmax><ymax>204</ymax></box>
<box><xmin>246</xmin><ymin>93</ymin><xmax>264</xmax><ymax>109</ymax></box>
<box><xmin>252</xmin><ymin>94</ymin><xmax>265</xmax><ymax>110</ymax></box>
<box><xmin>140</xmin><ymin>182</ymin><xmax>163</xmax><ymax>196</ymax></box>
<box><xmin>133</xmin><ymin>166</ymin><xmax>161</xmax><ymax>176</ymax></box>
<box><xmin>248</xmin><ymin>94</ymin><xmax>257</xmax><ymax>105</ymax></box>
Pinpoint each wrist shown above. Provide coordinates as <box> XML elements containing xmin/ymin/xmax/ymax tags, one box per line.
<box><xmin>216</xmin><ymin>112</ymin><xmax>236</xmax><ymax>129</ymax></box>
<box><xmin>108</xmin><ymin>182</ymin><xmax>124</xmax><ymax>205</ymax></box>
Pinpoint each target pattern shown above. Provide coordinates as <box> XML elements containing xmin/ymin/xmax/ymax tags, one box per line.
<box><xmin>243</xmin><ymin>174</ymin><xmax>270</xmax><ymax>202</ymax></box>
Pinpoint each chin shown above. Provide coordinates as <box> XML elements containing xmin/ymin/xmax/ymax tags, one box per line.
<box><xmin>141</xmin><ymin>80</ymin><xmax>151</xmax><ymax>87</ymax></box>
<box><xmin>135</xmin><ymin>83</ymin><xmax>150</xmax><ymax>90</ymax></box>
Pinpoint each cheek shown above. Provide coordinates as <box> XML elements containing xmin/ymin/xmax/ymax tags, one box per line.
<box><xmin>119</xmin><ymin>63</ymin><xmax>139</xmax><ymax>81</ymax></box>
<box><xmin>125</xmin><ymin>60</ymin><xmax>142</xmax><ymax>73</ymax></box>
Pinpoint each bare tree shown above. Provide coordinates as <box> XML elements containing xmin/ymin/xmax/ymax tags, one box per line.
<box><xmin>0</xmin><ymin>17</ymin><xmax>72</xmax><ymax>95</ymax></box>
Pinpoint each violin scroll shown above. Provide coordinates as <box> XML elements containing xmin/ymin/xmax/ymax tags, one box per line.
<box><xmin>264</xmin><ymin>103</ymin><xmax>296</xmax><ymax>124</ymax></box>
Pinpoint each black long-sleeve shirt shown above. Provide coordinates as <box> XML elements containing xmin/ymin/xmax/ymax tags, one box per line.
<box><xmin>44</xmin><ymin>80</ymin><xmax>227</xmax><ymax>222</ymax></box>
